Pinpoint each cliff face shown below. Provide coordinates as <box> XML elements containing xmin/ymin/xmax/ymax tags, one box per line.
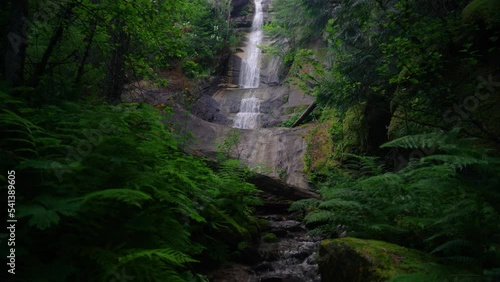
<box><xmin>178</xmin><ymin>85</ymin><xmax>314</xmax><ymax>190</ymax></box>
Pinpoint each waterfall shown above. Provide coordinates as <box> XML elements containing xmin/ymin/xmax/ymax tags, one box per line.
<box><xmin>233</xmin><ymin>97</ymin><xmax>261</xmax><ymax>129</ymax></box>
<box><xmin>233</xmin><ymin>1</ymin><xmax>264</xmax><ymax>129</ymax></box>
<box><xmin>239</xmin><ymin>0</ymin><xmax>264</xmax><ymax>88</ymax></box>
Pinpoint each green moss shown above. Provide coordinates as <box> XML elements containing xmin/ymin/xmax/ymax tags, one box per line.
<box><xmin>257</xmin><ymin>218</ymin><xmax>270</xmax><ymax>229</ymax></box>
<box><xmin>283</xmin><ymin>105</ymin><xmax>308</xmax><ymax>115</ymax></box>
<box><xmin>263</xmin><ymin>232</ymin><xmax>278</xmax><ymax>242</ymax></box>
<box><xmin>342</xmin><ymin>105</ymin><xmax>367</xmax><ymax>152</ymax></box>
<box><xmin>463</xmin><ymin>0</ymin><xmax>500</xmax><ymax>27</ymax></box>
<box><xmin>304</xmin><ymin>120</ymin><xmax>336</xmax><ymax>174</ymax></box>
<box><xmin>332</xmin><ymin>237</ymin><xmax>431</xmax><ymax>278</ymax></box>
<box><xmin>319</xmin><ymin>238</ymin><xmax>479</xmax><ymax>282</ymax></box>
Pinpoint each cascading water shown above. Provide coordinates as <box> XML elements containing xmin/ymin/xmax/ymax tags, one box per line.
<box><xmin>233</xmin><ymin>0</ymin><xmax>265</xmax><ymax>129</ymax></box>
<box><xmin>233</xmin><ymin>96</ymin><xmax>261</xmax><ymax>129</ymax></box>
<box><xmin>249</xmin><ymin>214</ymin><xmax>321</xmax><ymax>282</ymax></box>
<box><xmin>239</xmin><ymin>0</ymin><xmax>264</xmax><ymax>88</ymax></box>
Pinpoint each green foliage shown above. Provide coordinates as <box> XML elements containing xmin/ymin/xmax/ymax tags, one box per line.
<box><xmin>293</xmin><ymin>131</ymin><xmax>500</xmax><ymax>272</ymax></box>
<box><xmin>271</xmin><ymin>0</ymin><xmax>500</xmax><ymax>277</ymax></box>
<box><xmin>280</xmin><ymin>112</ymin><xmax>301</xmax><ymax>127</ymax></box>
<box><xmin>0</xmin><ymin>92</ymin><xmax>260</xmax><ymax>281</ymax></box>
<box><xmin>216</xmin><ymin>129</ymin><xmax>242</xmax><ymax>160</ymax></box>
<box><xmin>463</xmin><ymin>0</ymin><xmax>500</xmax><ymax>28</ymax></box>
<box><xmin>181</xmin><ymin>60</ymin><xmax>202</xmax><ymax>78</ymax></box>
<box><xmin>20</xmin><ymin>0</ymin><xmax>233</xmax><ymax>102</ymax></box>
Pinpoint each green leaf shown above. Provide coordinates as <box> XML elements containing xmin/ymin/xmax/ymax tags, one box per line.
<box><xmin>83</xmin><ymin>189</ymin><xmax>152</xmax><ymax>207</ymax></box>
<box><xmin>118</xmin><ymin>248</ymin><xmax>197</xmax><ymax>266</ymax></box>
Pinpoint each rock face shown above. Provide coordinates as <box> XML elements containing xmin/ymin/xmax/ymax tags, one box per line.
<box><xmin>232</xmin><ymin>0</ymin><xmax>251</xmax><ymax>17</ymax></box>
<box><xmin>171</xmin><ymin>83</ymin><xmax>315</xmax><ymax>190</ymax></box>
<box><xmin>170</xmin><ymin>103</ymin><xmax>313</xmax><ymax>189</ymax></box>
<box><xmin>212</xmin><ymin>86</ymin><xmax>314</xmax><ymax>128</ymax></box>
<box><xmin>317</xmin><ymin>238</ymin><xmax>433</xmax><ymax>282</ymax></box>
<box><xmin>191</xmin><ymin>94</ymin><xmax>228</xmax><ymax>124</ymax></box>
<box><xmin>226</xmin><ymin>54</ymin><xmax>242</xmax><ymax>85</ymax></box>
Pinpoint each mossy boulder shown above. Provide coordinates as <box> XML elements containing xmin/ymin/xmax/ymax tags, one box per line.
<box><xmin>342</xmin><ymin>105</ymin><xmax>367</xmax><ymax>152</ymax></box>
<box><xmin>463</xmin><ymin>0</ymin><xmax>500</xmax><ymax>27</ymax></box>
<box><xmin>263</xmin><ymin>232</ymin><xmax>278</xmax><ymax>242</ymax></box>
<box><xmin>317</xmin><ymin>237</ymin><xmax>434</xmax><ymax>282</ymax></box>
<box><xmin>305</xmin><ymin>120</ymin><xmax>336</xmax><ymax>173</ymax></box>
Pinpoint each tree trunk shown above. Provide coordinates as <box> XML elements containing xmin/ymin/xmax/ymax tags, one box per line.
<box><xmin>4</xmin><ymin>0</ymin><xmax>29</xmax><ymax>87</ymax></box>
<box><xmin>74</xmin><ymin>24</ymin><xmax>96</xmax><ymax>85</ymax></box>
<box><xmin>29</xmin><ymin>2</ymin><xmax>77</xmax><ymax>88</ymax></box>
<box><xmin>104</xmin><ymin>19</ymin><xmax>129</xmax><ymax>103</ymax></box>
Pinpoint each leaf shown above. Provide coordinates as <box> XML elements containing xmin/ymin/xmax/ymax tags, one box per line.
<box><xmin>83</xmin><ymin>189</ymin><xmax>152</xmax><ymax>208</ymax></box>
<box><xmin>118</xmin><ymin>248</ymin><xmax>197</xmax><ymax>266</ymax></box>
<box><xmin>17</xmin><ymin>196</ymin><xmax>82</xmax><ymax>230</ymax></box>
<box><xmin>18</xmin><ymin>204</ymin><xmax>60</xmax><ymax>230</ymax></box>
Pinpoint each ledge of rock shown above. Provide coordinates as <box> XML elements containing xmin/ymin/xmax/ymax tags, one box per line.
<box><xmin>247</xmin><ymin>173</ymin><xmax>320</xmax><ymax>200</ymax></box>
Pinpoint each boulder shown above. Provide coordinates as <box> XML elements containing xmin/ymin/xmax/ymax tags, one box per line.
<box><xmin>318</xmin><ymin>238</ymin><xmax>432</xmax><ymax>282</ymax></box>
<box><xmin>190</xmin><ymin>94</ymin><xmax>228</xmax><ymax>125</ymax></box>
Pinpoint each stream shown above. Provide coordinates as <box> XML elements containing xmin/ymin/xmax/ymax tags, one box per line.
<box><xmin>213</xmin><ymin>0</ymin><xmax>321</xmax><ymax>280</ymax></box>
<box><xmin>248</xmin><ymin>213</ymin><xmax>321</xmax><ymax>282</ymax></box>
<box><xmin>210</xmin><ymin>193</ymin><xmax>321</xmax><ymax>282</ymax></box>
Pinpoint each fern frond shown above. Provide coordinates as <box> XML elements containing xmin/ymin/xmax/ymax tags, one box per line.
<box><xmin>83</xmin><ymin>189</ymin><xmax>152</xmax><ymax>208</ymax></box>
<box><xmin>431</xmin><ymin>239</ymin><xmax>472</xmax><ymax>254</ymax></box>
<box><xmin>318</xmin><ymin>199</ymin><xmax>363</xmax><ymax>210</ymax></box>
<box><xmin>381</xmin><ymin>131</ymin><xmax>445</xmax><ymax>150</ymax></box>
<box><xmin>207</xmin><ymin>203</ymin><xmax>248</xmax><ymax>234</ymax></box>
<box><xmin>17</xmin><ymin>196</ymin><xmax>81</xmax><ymax>230</ymax></box>
<box><xmin>289</xmin><ymin>198</ymin><xmax>320</xmax><ymax>211</ymax></box>
<box><xmin>421</xmin><ymin>154</ymin><xmax>488</xmax><ymax>169</ymax></box>
<box><xmin>305</xmin><ymin>210</ymin><xmax>336</xmax><ymax>224</ymax></box>
<box><xmin>118</xmin><ymin>248</ymin><xmax>197</xmax><ymax>266</ymax></box>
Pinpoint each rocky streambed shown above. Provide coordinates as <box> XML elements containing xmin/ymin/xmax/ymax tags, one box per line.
<box><xmin>210</xmin><ymin>193</ymin><xmax>321</xmax><ymax>282</ymax></box>
<box><xmin>248</xmin><ymin>214</ymin><xmax>321</xmax><ymax>282</ymax></box>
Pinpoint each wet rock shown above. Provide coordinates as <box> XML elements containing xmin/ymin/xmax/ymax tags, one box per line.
<box><xmin>261</xmin><ymin>277</ymin><xmax>282</xmax><ymax>282</ymax></box>
<box><xmin>290</xmin><ymin>250</ymin><xmax>310</xmax><ymax>262</ymax></box>
<box><xmin>190</xmin><ymin>94</ymin><xmax>228</xmax><ymax>125</ymax></box>
<box><xmin>218</xmin><ymin>83</ymin><xmax>239</xmax><ymax>88</ymax></box>
<box><xmin>226</xmin><ymin>54</ymin><xmax>242</xmax><ymax>85</ymax></box>
<box><xmin>253</xmin><ymin>262</ymin><xmax>274</xmax><ymax>272</ymax></box>
<box><xmin>271</xmin><ymin>220</ymin><xmax>303</xmax><ymax>230</ymax></box>
<box><xmin>232</xmin><ymin>15</ymin><xmax>254</xmax><ymax>28</ymax></box>
<box><xmin>210</xmin><ymin>264</ymin><xmax>253</xmax><ymax>282</ymax></box>
<box><xmin>235</xmin><ymin>246</ymin><xmax>262</xmax><ymax>265</ymax></box>
<box><xmin>231</xmin><ymin>0</ymin><xmax>250</xmax><ymax>17</ymax></box>
<box><xmin>268</xmin><ymin>228</ymin><xmax>287</xmax><ymax>237</ymax></box>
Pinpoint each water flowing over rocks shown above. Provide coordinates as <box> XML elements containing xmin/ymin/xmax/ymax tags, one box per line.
<box><xmin>212</xmin><ymin>86</ymin><xmax>313</xmax><ymax>128</ymax></box>
<box><xmin>171</xmin><ymin>105</ymin><xmax>312</xmax><ymax>190</ymax></box>
<box><xmin>209</xmin><ymin>192</ymin><xmax>321</xmax><ymax>282</ymax></box>
<box><xmin>239</xmin><ymin>0</ymin><xmax>264</xmax><ymax>88</ymax></box>
<box><xmin>234</xmin><ymin>97</ymin><xmax>262</xmax><ymax>129</ymax></box>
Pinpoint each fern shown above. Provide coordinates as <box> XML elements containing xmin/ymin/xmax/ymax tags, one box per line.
<box><xmin>118</xmin><ymin>248</ymin><xmax>197</xmax><ymax>266</ymax></box>
<box><xmin>82</xmin><ymin>189</ymin><xmax>152</xmax><ymax>208</ymax></box>
<box><xmin>300</xmin><ymin>130</ymin><xmax>500</xmax><ymax>270</ymax></box>
<box><xmin>17</xmin><ymin>196</ymin><xmax>81</xmax><ymax>230</ymax></box>
<box><xmin>289</xmin><ymin>198</ymin><xmax>321</xmax><ymax>211</ymax></box>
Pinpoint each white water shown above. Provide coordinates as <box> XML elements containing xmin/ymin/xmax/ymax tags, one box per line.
<box><xmin>233</xmin><ymin>97</ymin><xmax>261</xmax><ymax>129</ymax></box>
<box><xmin>239</xmin><ymin>0</ymin><xmax>264</xmax><ymax>88</ymax></box>
<box><xmin>233</xmin><ymin>0</ymin><xmax>265</xmax><ymax>129</ymax></box>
